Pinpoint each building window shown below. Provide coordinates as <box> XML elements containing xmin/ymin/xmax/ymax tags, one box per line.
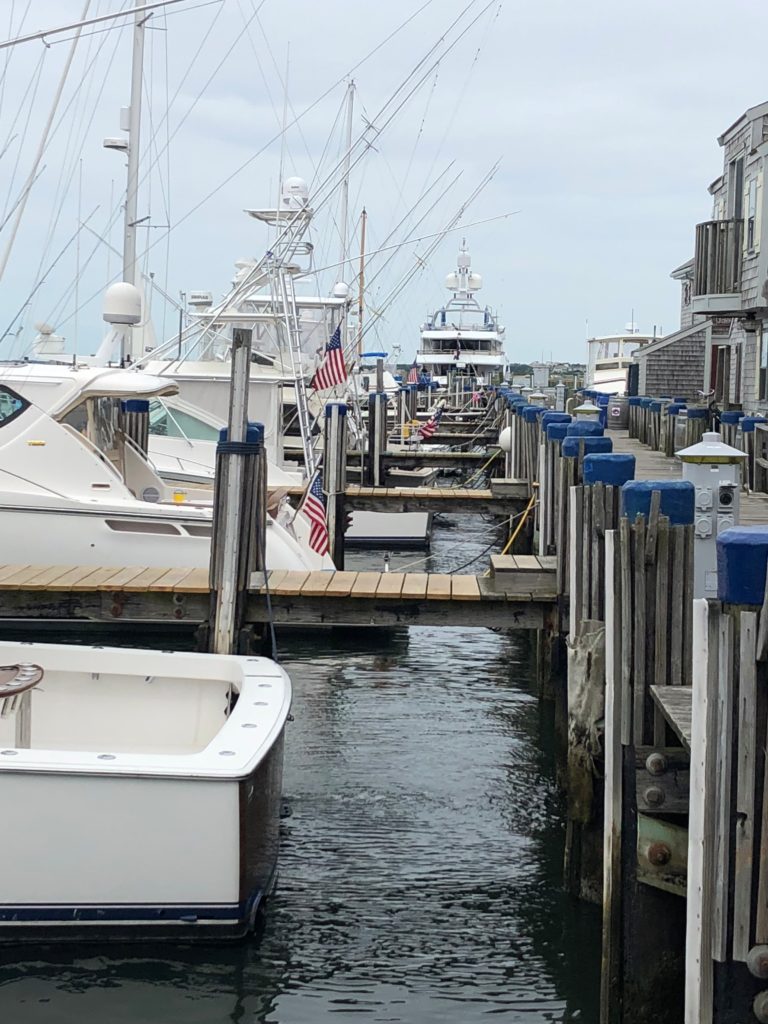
<box><xmin>760</xmin><ymin>329</ymin><xmax>768</xmax><ymax>401</ymax></box>
<box><xmin>729</xmin><ymin>156</ymin><xmax>745</xmax><ymax>219</ymax></box>
<box><xmin>747</xmin><ymin>178</ymin><xmax>757</xmax><ymax>250</ymax></box>
<box><xmin>734</xmin><ymin>344</ymin><xmax>742</xmax><ymax>404</ymax></box>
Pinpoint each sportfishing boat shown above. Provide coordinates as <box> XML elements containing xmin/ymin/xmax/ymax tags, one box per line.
<box><xmin>584</xmin><ymin>325</ymin><xmax>655</xmax><ymax>393</ymax></box>
<box><xmin>0</xmin><ymin>361</ymin><xmax>329</xmax><ymax>571</ymax></box>
<box><xmin>0</xmin><ymin>640</ymin><xmax>290</xmax><ymax>942</ymax></box>
<box><xmin>417</xmin><ymin>240</ymin><xmax>507</xmax><ymax>386</ymax></box>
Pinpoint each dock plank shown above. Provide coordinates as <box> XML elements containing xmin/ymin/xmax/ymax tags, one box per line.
<box><xmin>400</xmin><ymin>573</ymin><xmax>428</xmax><ymax>599</ymax></box>
<box><xmin>300</xmin><ymin>571</ymin><xmax>334</xmax><ymax>597</ymax></box>
<box><xmin>375</xmin><ymin>572</ymin><xmax>405</xmax><ymax>598</ymax></box>
<box><xmin>148</xmin><ymin>567</ymin><xmax>198</xmax><ymax>592</ymax></box>
<box><xmin>350</xmin><ymin>571</ymin><xmax>382</xmax><ymax>599</ymax></box>
<box><xmin>0</xmin><ymin>564</ymin><xmax>33</xmax><ymax>587</ymax></box>
<box><xmin>175</xmin><ymin>567</ymin><xmax>210</xmax><ymax>593</ymax></box>
<box><xmin>323</xmin><ymin>571</ymin><xmax>358</xmax><ymax>597</ymax></box>
<box><xmin>96</xmin><ymin>566</ymin><xmax>149</xmax><ymax>591</ymax></box>
<box><xmin>0</xmin><ymin>565</ymin><xmax>44</xmax><ymax>588</ymax></box>
<box><xmin>451</xmin><ymin>575</ymin><xmax>481</xmax><ymax>601</ymax></box>
<box><xmin>15</xmin><ymin>565</ymin><xmax>72</xmax><ymax>589</ymax></box>
<box><xmin>426</xmin><ymin>573</ymin><xmax>453</xmax><ymax>600</ymax></box>
<box><xmin>122</xmin><ymin>567</ymin><xmax>179</xmax><ymax>593</ymax></box>
<box><xmin>273</xmin><ymin>571</ymin><xmax>310</xmax><ymax>596</ymax></box>
<box><xmin>47</xmin><ymin>565</ymin><xmax>112</xmax><ymax>591</ymax></box>
<box><xmin>69</xmin><ymin>566</ymin><xmax>128</xmax><ymax>591</ymax></box>
<box><xmin>512</xmin><ymin>555</ymin><xmax>542</xmax><ymax>572</ymax></box>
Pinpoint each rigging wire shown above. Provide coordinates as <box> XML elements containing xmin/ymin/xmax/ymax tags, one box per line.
<box><xmin>0</xmin><ymin>45</ymin><xmax>47</xmax><ymax>221</ymax></box>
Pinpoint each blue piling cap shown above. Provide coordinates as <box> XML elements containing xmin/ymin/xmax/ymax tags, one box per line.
<box><xmin>541</xmin><ymin>412</ymin><xmax>571</xmax><ymax>429</ymax></box>
<box><xmin>522</xmin><ymin>405</ymin><xmax>546</xmax><ymax>422</ymax></box>
<box><xmin>507</xmin><ymin>395</ymin><xmax>527</xmax><ymax>407</ymax></box>
<box><xmin>218</xmin><ymin>421</ymin><xmax>265</xmax><ymax>445</ymax></box>
<box><xmin>666</xmin><ymin>403</ymin><xmax>686</xmax><ymax>415</ymax></box>
<box><xmin>621</xmin><ymin>480</ymin><xmax>694</xmax><ymax>525</ymax></box>
<box><xmin>717</xmin><ymin>527</ymin><xmax>768</xmax><ymax>604</ymax></box>
<box><xmin>514</xmin><ymin>403</ymin><xmax>530</xmax><ymax>416</ymax></box>
<box><xmin>121</xmin><ymin>399</ymin><xmax>149</xmax><ymax>413</ymax></box>
<box><xmin>566</xmin><ymin>421</ymin><xmax>604</xmax><ymax>437</ymax></box>
<box><xmin>649</xmin><ymin>400</ymin><xmax>663</xmax><ymax>413</ymax></box>
<box><xmin>583</xmin><ymin>453</ymin><xmax>636</xmax><ymax>486</ymax></box>
<box><xmin>547</xmin><ymin>422</ymin><xmax>570</xmax><ymax>442</ymax></box>
<box><xmin>742</xmin><ymin>416</ymin><xmax>768</xmax><ymax>433</ymax></box>
<box><xmin>628</xmin><ymin>396</ymin><xmax>643</xmax><ymax>406</ymax></box>
<box><xmin>672</xmin><ymin>396</ymin><xmax>686</xmax><ymax>403</ymax></box>
<box><xmin>325</xmin><ymin>402</ymin><xmax>347</xmax><ymax>418</ymax></box>
<box><xmin>686</xmin><ymin>407</ymin><xmax>707</xmax><ymax>419</ymax></box>
<box><xmin>720</xmin><ymin>410</ymin><xmax>744</xmax><ymax>424</ymax></box>
<box><xmin>640</xmin><ymin>397</ymin><xmax>655</xmax><ymax>408</ymax></box>
<box><xmin>561</xmin><ymin>435</ymin><xmax>613</xmax><ymax>458</ymax></box>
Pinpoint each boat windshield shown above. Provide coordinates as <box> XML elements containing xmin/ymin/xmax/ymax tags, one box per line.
<box><xmin>148</xmin><ymin>400</ymin><xmax>219</xmax><ymax>442</ymax></box>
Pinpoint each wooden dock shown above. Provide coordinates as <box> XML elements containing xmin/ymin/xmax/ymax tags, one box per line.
<box><xmin>285</xmin><ymin>448</ymin><xmax>501</xmax><ymax>471</ymax></box>
<box><xmin>0</xmin><ymin>562</ymin><xmax>557</xmax><ymax>630</ymax></box>
<box><xmin>338</xmin><ymin>483</ymin><xmax>528</xmax><ymax>514</ymax></box>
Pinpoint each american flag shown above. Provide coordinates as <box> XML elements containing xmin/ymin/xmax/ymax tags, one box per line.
<box><xmin>310</xmin><ymin>325</ymin><xmax>347</xmax><ymax>392</ymax></box>
<box><xmin>406</xmin><ymin>357</ymin><xmax>419</xmax><ymax>383</ymax></box>
<box><xmin>418</xmin><ymin>404</ymin><xmax>444</xmax><ymax>439</ymax></box>
<box><xmin>299</xmin><ymin>471</ymin><xmax>329</xmax><ymax>555</ymax></box>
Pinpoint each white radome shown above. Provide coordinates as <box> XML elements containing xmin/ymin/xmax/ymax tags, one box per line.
<box><xmin>103</xmin><ymin>282</ymin><xmax>141</xmax><ymax>325</ymax></box>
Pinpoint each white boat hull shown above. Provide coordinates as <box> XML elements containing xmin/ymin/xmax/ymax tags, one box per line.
<box><xmin>0</xmin><ymin>642</ymin><xmax>290</xmax><ymax>942</ymax></box>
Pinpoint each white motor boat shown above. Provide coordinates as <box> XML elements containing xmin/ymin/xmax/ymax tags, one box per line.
<box><xmin>0</xmin><ymin>363</ymin><xmax>330</xmax><ymax>571</ymax></box>
<box><xmin>417</xmin><ymin>240</ymin><xmax>508</xmax><ymax>386</ymax></box>
<box><xmin>0</xmin><ymin>640</ymin><xmax>290</xmax><ymax>942</ymax></box>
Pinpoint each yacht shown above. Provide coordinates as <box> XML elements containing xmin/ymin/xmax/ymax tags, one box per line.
<box><xmin>584</xmin><ymin>326</ymin><xmax>655</xmax><ymax>393</ymax></box>
<box><xmin>0</xmin><ymin>640</ymin><xmax>290</xmax><ymax>942</ymax></box>
<box><xmin>0</xmin><ymin>362</ymin><xmax>329</xmax><ymax>571</ymax></box>
<box><xmin>417</xmin><ymin>241</ymin><xmax>507</xmax><ymax>386</ymax></box>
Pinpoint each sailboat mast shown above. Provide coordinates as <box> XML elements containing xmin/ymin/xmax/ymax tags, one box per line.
<box><xmin>356</xmin><ymin>207</ymin><xmax>367</xmax><ymax>360</ymax></box>
<box><xmin>121</xmin><ymin>0</ymin><xmax>146</xmax><ymax>360</ymax></box>
<box><xmin>338</xmin><ymin>80</ymin><xmax>355</xmax><ymax>275</ymax></box>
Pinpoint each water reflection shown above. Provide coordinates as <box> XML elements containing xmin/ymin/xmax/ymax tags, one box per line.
<box><xmin>0</xmin><ymin>517</ymin><xmax>599</xmax><ymax>1022</ymax></box>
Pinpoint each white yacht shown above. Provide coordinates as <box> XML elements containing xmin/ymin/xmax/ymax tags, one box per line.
<box><xmin>0</xmin><ymin>641</ymin><xmax>290</xmax><ymax>942</ymax></box>
<box><xmin>0</xmin><ymin>363</ymin><xmax>329</xmax><ymax>571</ymax></box>
<box><xmin>584</xmin><ymin>325</ymin><xmax>655</xmax><ymax>393</ymax></box>
<box><xmin>417</xmin><ymin>241</ymin><xmax>507</xmax><ymax>385</ymax></box>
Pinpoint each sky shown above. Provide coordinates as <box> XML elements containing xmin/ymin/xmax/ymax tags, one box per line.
<box><xmin>0</xmin><ymin>0</ymin><xmax>767</xmax><ymax>364</ymax></box>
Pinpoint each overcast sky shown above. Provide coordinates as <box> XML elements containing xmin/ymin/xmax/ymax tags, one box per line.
<box><xmin>1</xmin><ymin>0</ymin><xmax>767</xmax><ymax>363</ymax></box>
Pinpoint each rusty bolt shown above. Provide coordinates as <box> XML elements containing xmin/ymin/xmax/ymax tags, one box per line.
<box><xmin>647</xmin><ymin>842</ymin><xmax>671</xmax><ymax>867</ymax></box>
<box><xmin>747</xmin><ymin>946</ymin><xmax>768</xmax><ymax>980</ymax></box>
<box><xmin>645</xmin><ymin>752</ymin><xmax>668</xmax><ymax>776</ymax></box>
<box><xmin>753</xmin><ymin>990</ymin><xmax>768</xmax><ymax>1023</ymax></box>
<box><xmin>111</xmin><ymin>604</ymin><xmax>123</xmax><ymax>618</ymax></box>
<box><xmin>643</xmin><ymin>786</ymin><xmax>665</xmax><ymax>808</ymax></box>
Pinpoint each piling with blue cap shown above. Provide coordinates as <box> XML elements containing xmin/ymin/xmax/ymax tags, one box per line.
<box><xmin>742</xmin><ymin>416</ymin><xmax>767</xmax><ymax>433</ymax></box>
<box><xmin>562</xmin><ymin>435</ymin><xmax>613</xmax><ymax>459</ymax></box>
<box><xmin>685</xmin><ymin>407</ymin><xmax>707</xmax><ymax>419</ymax></box>
<box><xmin>720</xmin><ymin>410</ymin><xmax>744</xmax><ymax>424</ymax></box>
<box><xmin>621</xmin><ymin>480</ymin><xmax>694</xmax><ymax>525</ymax></box>
<box><xmin>541</xmin><ymin>412</ymin><xmax>571</xmax><ymax>431</ymax></box>
<box><xmin>566</xmin><ymin>421</ymin><xmax>604</xmax><ymax>438</ymax></box>
<box><xmin>583</xmin><ymin>453</ymin><xmax>635</xmax><ymax>487</ymax></box>
<box><xmin>717</xmin><ymin>527</ymin><xmax>768</xmax><ymax>605</ymax></box>
<box><xmin>547</xmin><ymin>422</ymin><xmax>570</xmax><ymax>444</ymax></box>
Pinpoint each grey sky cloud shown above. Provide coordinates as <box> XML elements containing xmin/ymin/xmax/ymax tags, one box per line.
<box><xmin>1</xmin><ymin>0</ymin><xmax>767</xmax><ymax>362</ymax></box>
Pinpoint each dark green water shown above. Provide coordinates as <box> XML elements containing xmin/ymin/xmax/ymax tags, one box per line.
<box><xmin>0</xmin><ymin>516</ymin><xmax>600</xmax><ymax>1022</ymax></box>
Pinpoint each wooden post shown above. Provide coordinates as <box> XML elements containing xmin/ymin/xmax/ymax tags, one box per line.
<box><xmin>323</xmin><ymin>402</ymin><xmax>348</xmax><ymax>569</ymax></box>
<box><xmin>600</xmin><ymin>478</ymin><xmax>695</xmax><ymax>1024</ymax></box>
<box><xmin>209</xmin><ymin>326</ymin><xmax>266</xmax><ymax>655</ymax></box>
<box><xmin>366</xmin><ymin>392</ymin><xmax>387</xmax><ymax>487</ymax></box>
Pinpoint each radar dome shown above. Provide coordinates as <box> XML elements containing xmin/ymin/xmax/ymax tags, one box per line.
<box><xmin>332</xmin><ymin>281</ymin><xmax>350</xmax><ymax>299</ymax></box>
<box><xmin>103</xmin><ymin>282</ymin><xmax>141</xmax><ymax>325</ymax></box>
<box><xmin>281</xmin><ymin>176</ymin><xmax>309</xmax><ymax>209</ymax></box>
<box><xmin>468</xmin><ymin>272</ymin><xmax>482</xmax><ymax>291</ymax></box>
<box><xmin>445</xmin><ymin>272</ymin><xmax>459</xmax><ymax>291</ymax></box>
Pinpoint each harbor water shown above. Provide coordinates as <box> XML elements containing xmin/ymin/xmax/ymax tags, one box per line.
<box><xmin>0</xmin><ymin>515</ymin><xmax>599</xmax><ymax>1022</ymax></box>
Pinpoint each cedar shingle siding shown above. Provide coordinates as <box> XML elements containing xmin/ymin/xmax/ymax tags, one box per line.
<box><xmin>638</xmin><ymin>330</ymin><xmax>707</xmax><ymax>401</ymax></box>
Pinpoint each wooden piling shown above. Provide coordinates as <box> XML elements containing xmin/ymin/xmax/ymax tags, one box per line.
<box><xmin>323</xmin><ymin>402</ymin><xmax>348</xmax><ymax>569</ymax></box>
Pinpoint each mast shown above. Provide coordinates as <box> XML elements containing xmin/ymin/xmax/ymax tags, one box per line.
<box><xmin>356</xmin><ymin>207</ymin><xmax>367</xmax><ymax>360</ymax></box>
<box><xmin>121</xmin><ymin>0</ymin><xmax>146</xmax><ymax>361</ymax></box>
<box><xmin>338</xmin><ymin>80</ymin><xmax>355</xmax><ymax>276</ymax></box>
<box><xmin>123</xmin><ymin>0</ymin><xmax>145</xmax><ymax>292</ymax></box>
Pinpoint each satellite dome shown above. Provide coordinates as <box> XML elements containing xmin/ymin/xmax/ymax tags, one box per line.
<box><xmin>281</xmin><ymin>176</ymin><xmax>309</xmax><ymax>209</ymax></box>
<box><xmin>332</xmin><ymin>281</ymin><xmax>350</xmax><ymax>299</ymax></box>
<box><xmin>103</xmin><ymin>282</ymin><xmax>141</xmax><ymax>326</ymax></box>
